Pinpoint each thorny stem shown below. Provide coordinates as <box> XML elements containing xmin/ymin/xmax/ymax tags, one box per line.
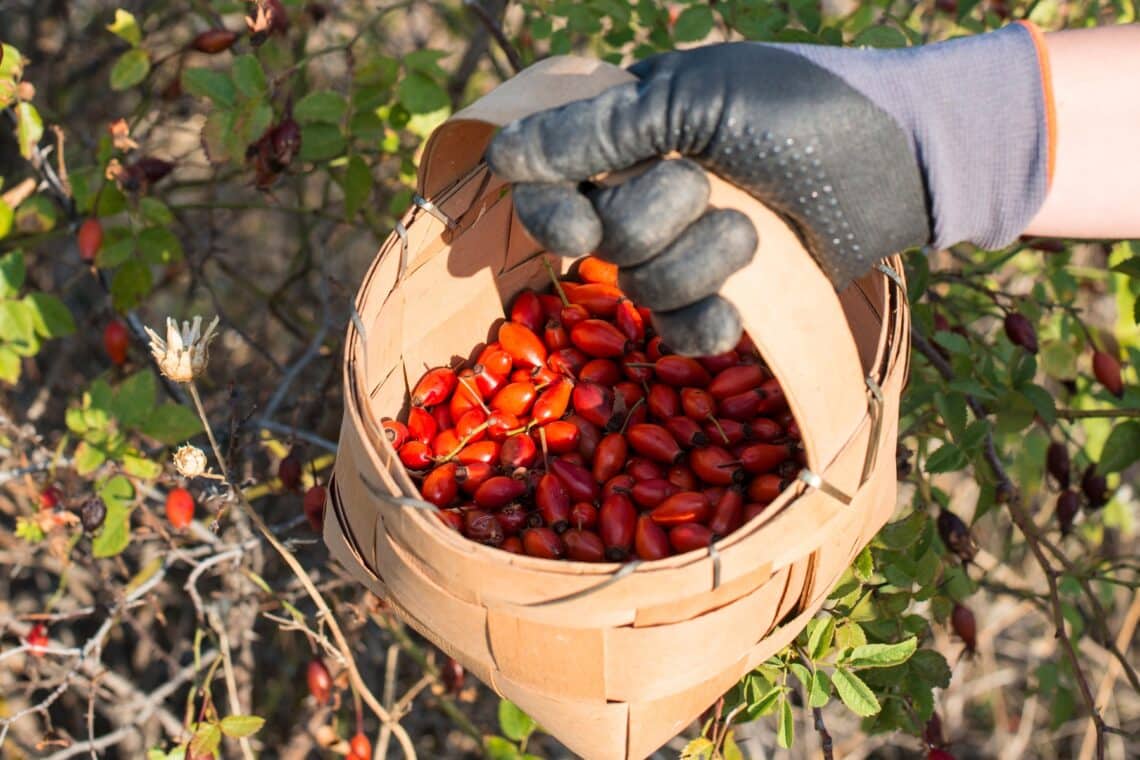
<box><xmin>911</xmin><ymin>327</ymin><xmax>1118</xmax><ymax>760</ymax></box>
<box><xmin>184</xmin><ymin>381</ymin><xmax>418</xmax><ymax>758</ymax></box>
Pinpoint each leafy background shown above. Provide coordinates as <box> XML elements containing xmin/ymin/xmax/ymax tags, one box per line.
<box><xmin>0</xmin><ymin>1</ymin><xmax>1137</xmax><ymax>758</ymax></box>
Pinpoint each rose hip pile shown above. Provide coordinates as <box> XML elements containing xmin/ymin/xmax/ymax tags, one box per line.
<box><xmin>386</xmin><ymin>256</ymin><xmax>804</xmax><ymax>563</ymax></box>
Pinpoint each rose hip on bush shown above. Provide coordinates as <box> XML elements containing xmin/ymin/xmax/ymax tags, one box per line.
<box><xmin>399</xmin><ymin>261</ymin><xmax>800</xmax><ymax>562</ymax></box>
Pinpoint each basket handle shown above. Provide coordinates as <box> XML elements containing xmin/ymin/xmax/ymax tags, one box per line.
<box><xmin>415</xmin><ymin>56</ymin><xmax>875</xmax><ymax>479</ymax></box>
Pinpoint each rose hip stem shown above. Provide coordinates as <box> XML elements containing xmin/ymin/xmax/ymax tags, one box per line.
<box><xmin>539</xmin><ymin>425</ymin><xmax>550</xmax><ymax>471</ymax></box>
<box><xmin>620</xmin><ymin>397</ymin><xmax>645</xmax><ymax>434</ymax></box>
<box><xmin>457</xmin><ymin>373</ymin><xmax>491</xmax><ymax>414</ymax></box>
<box><xmin>706</xmin><ymin>415</ymin><xmax>729</xmax><ymax>444</ymax></box>
<box><xmin>439</xmin><ymin>422</ymin><xmax>491</xmax><ymax>463</ymax></box>
<box><xmin>541</xmin><ymin>256</ymin><xmax>571</xmax><ymax>307</ymax></box>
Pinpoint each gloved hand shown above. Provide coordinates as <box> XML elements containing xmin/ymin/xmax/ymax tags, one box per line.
<box><xmin>486</xmin><ymin>23</ymin><xmax>1053</xmax><ymax>355</ymax></box>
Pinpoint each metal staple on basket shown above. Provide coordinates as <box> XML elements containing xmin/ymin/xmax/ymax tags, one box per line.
<box><xmin>413</xmin><ymin>193</ymin><xmax>459</xmax><ymax>230</ymax></box>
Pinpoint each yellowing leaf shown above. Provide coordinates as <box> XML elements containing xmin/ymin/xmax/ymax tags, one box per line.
<box><xmin>106</xmin><ymin>9</ymin><xmax>142</xmax><ymax>46</ymax></box>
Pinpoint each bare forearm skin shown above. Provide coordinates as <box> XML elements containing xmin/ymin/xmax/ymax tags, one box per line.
<box><xmin>1024</xmin><ymin>25</ymin><xmax>1140</xmax><ymax>239</ymax></box>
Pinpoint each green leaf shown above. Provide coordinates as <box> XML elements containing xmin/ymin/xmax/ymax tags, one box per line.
<box><xmin>403</xmin><ymin>49</ymin><xmax>450</xmax><ymax>79</ymax></box>
<box><xmin>852</xmin><ymin>545</ymin><xmax>874</xmax><ymax>581</ymax></box>
<box><xmin>73</xmin><ymin>441</ymin><xmax>107</xmax><ymax>475</ymax></box>
<box><xmin>14</xmin><ymin>194</ymin><xmax>56</xmax><ymax>234</ymax></box>
<box><xmin>834</xmin><ymin>622</ymin><xmax>867</xmax><ymax>650</ymax></box>
<box><xmin>219</xmin><ymin>715</ymin><xmax>265</xmax><ymax>738</ymax></box>
<box><xmin>110</xmin><ymin>49</ymin><xmax>150</xmax><ymax>91</ymax></box>
<box><xmin>1010</xmin><ymin>352</ymin><xmax>1037</xmax><ymax>388</ymax></box>
<box><xmin>933</xmin><ymin>331</ymin><xmax>969</xmax><ymax>355</ymax></box>
<box><xmin>113</xmin><ymin>371</ymin><xmax>156</xmax><ymax>427</ymax></box>
<box><xmin>935</xmin><ymin>392</ymin><xmax>967</xmax><ymax>440</ymax></box>
<box><xmin>182</xmin><ymin>68</ymin><xmax>236</xmax><ymax>107</ymax></box>
<box><xmin>808</xmin><ymin>617</ymin><xmax>835</xmax><ymax>660</ymax></box>
<box><xmin>295</xmin><ymin>90</ymin><xmax>348</xmax><ymax>124</ymax></box>
<box><xmin>0</xmin><ymin>345</ymin><xmax>20</xmax><ymax>384</ymax></box>
<box><xmin>908</xmin><ymin>649</ymin><xmax>951</xmax><ymax>689</ymax></box>
<box><xmin>1041</xmin><ymin>339</ymin><xmax>1078</xmax><ymax>379</ymax></box>
<box><xmin>0</xmin><ymin>43</ymin><xmax>24</xmax><ymax>108</ymax></box>
<box><xmin>137</xmin><ymin>227</ymin><xmax>183</xmax><ymax>265</ymax></box>
<box><xmin>298</xmin><ymin>124</ymin><xmax>346</xmax><ymax>162</ymax></box>
<box><xmin>832</xmin><ymin>667</ymin><xmax>880</xmax><ymax>717</ymax></box>
<box><xmin>396</xmin><ymin>71</ymin><xmax>448</xmax><ymax>114</ymax></box>
<box><xmin>925</xmin><ymin>443</ymin><xmax>967</xmax><ymax>474</ymax></box>
<box><xmin>96</xmin><ymin>226</ymin><xmax>135</xmax><ymax>268</ymax></box>
<box><xmin>994</xmin><ymin>391</ymin><xmax>1037</xmax><ymax>434</ymax></box>
<box><xmin>15</xmin><ymin>102</ymin><xmax>42</xmax><ymax>159</ymax></box>
<box><xmin>721</xmin><ymin>731</ymin><xmax>745</xmax><ymax>760</ymax></box>
<box><xmin>140</xmin><ymin>404</ymin><xmax>202</xmax><ymax>445</ymax></box>
<box><xmin>0</xmin><ymin>198</ymin><xmax>13</xmax><ymax>239</ymax></box>
<box><xmin>498</xmin><ymin>700</ymin><xmax>536</xmax><ymax>743</ymax></box>
<box><xmin>200</xmin><ymin>108</ymin><xmax>236</xmax><ymax>163</ymax></box>
<box><xmin>123</xmin><ymin>451</ymin><xmax>162</xmax><ymax>480</ymax></box>
<box><xmin>789</xmin><ymin>662</ymin><xmax>812</xmax><ymax>692</ymax></box>
<box><xmin>484</xmin><ymin>736</ymin><xmax>521</xmax><ymax>760</ymax></box>
<box><xmin>24</xmin><ymin>293</ymin><xmax>76</xmax><ymax>338</ymax></box>
<box><xmin>15</xmin><ymin>515</ymin><xmax>45</xmax><ymax>542</ymax></box>
<box><xmin>958</xmin><ymin>419</ymin><xmax>991</xmax><ymax>453</ymax></box>
<box><xmin>342</xmin><ymin>155</ymin><xmax>371</xmax><ymax>219</ymax></box>
<box><xmin>679</xmin><ymin>737</ymin><xmax>715</xmax><ymax>760</ymax></box>
<box><xmin>0</xmin><ymin>250</ymin><xmax>26</xmax><ymax>296</ymax></box>
<box><xmin>0</xmin><ymin>300</ymin><xmax>38</xmax><ymax>355</ymax></box>
<box><xmin>947</xmin><ymin>378</ymin><xmax>998</xmax><ymax>400</ymax></box>
<box><xmin>744</xmin><ymin>682</ymin><xmax>783</xmax><ymax>720</ymax></box>
<box><xmin>189</xmin><ymin>723</ymin><xmax>222</xmax><ymax>757</ymax></box>
<box><xmin>106</xmin><ymin>9</ymin><xmax>142</xmax><ymax>46</ymax></box>
<box><xmin>843</xmin><ymin>637</ymin><xmax>917</xmax><ymax>669</ymax></box>
<box><xmin>877</xmin><ymin>511</ymin><xmax>925</xmax><ymax>549</ymax></box>
<box><xmin>673</xmin><ymin>6</ymin><xmax>715</xmax><ymax>41</ymax></box>
<box><xmin>139</xmin><ymin>197</ymin><xmax>174</xmax><ymax>225</ymax></box>
<box><xmin>1021</xmin><ymin>383</ymin><xmax>1056</xmax><ymax>424</ymax></box>
<box><xmin>110</xmin><ymin>260</ymin><xmax>153</xmax><ymax>311</ymax></box>
<box><xmin>231</xmin><ymin>54</ymin><xmax>267</xmax><ymax>98</ymax></box>
<box><xmin>1097</xmin><ymin>422</ymin><xmax>1140</xmax><ymax>475</ymax></box>
<box><xmin>93</xmin><ymin>475</ymin><xmax>134</xmax><ymax>558</ymax></box>
<box><xmin>776</xmin><ymin>696</ymin><xmax>794</xmax><ymax>748</ymax></box>
<box><xmin>852</xmin><ymin>25</ymin><xmax>909</xmax><ymax>48</ymax></box>
<box><xmin>906</xmin><ymin>671</ymin><xmax>935</xmax><ymax>720</ymax></box>
<box><xmin>809</xmin><ymin>669</ymin><xmax>831</xmax><ymax>708</ymax></box>
<box><xmin>1111</xmin><ymin>256</ymin><xmax>1140</xmax><ymax>278</ymax></box>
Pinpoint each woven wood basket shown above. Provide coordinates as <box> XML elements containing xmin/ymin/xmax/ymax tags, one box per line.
<box><xmin>325</xmin><ymin>56</ymin><xmax>910</xmax><ymax>760</ymax></box>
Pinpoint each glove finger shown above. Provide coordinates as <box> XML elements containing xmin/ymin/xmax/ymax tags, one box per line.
<box><xmin>512</xmin><ymin>182</ymin><xmax>603</xmax><ymax>256</ymax></box>
<box><xmin>617</xmin><ymin>208</ymin><xmax>758</xmax><ymax>312</ymax></box>
<box><xmin>587</xmin><ymin>158</ymin><xmax>710</xmax><ymax>267</ymax></box>
<box><xmin>485</xmin><ymin>78</ymin><xmax>673</xmax><ymax>184</ymax></box>
<box><xmin>651</xmin><ymin>296</ymin><xmax>743</xmax><ymax>357</ymax></box>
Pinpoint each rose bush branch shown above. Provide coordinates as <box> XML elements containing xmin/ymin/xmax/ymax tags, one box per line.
<box><xmin>142</xmin><ymin>313</ymin><xmax>417</xmax><ymax>758</ymax></box>
<box><xmin>911</xmin><ymin>325</ymin><xmax>1123</xmax><ymax>760</ymax></box>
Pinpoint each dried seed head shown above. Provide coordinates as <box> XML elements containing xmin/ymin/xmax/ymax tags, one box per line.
<box><xmin>173</xmin><ymin>444</ymin><xmax>208</xmax><ymax>478</ymax></box>
<box><xmin>144</xmin><ymin>315</ymin><xmax>220</xmax><ymax>382</ymax></box>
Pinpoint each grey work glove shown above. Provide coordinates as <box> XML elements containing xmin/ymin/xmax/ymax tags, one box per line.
<box><xmin>485</xmin><ymin>23</ymin><xmax>1052</xmax><ymax>355</ymax></box>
